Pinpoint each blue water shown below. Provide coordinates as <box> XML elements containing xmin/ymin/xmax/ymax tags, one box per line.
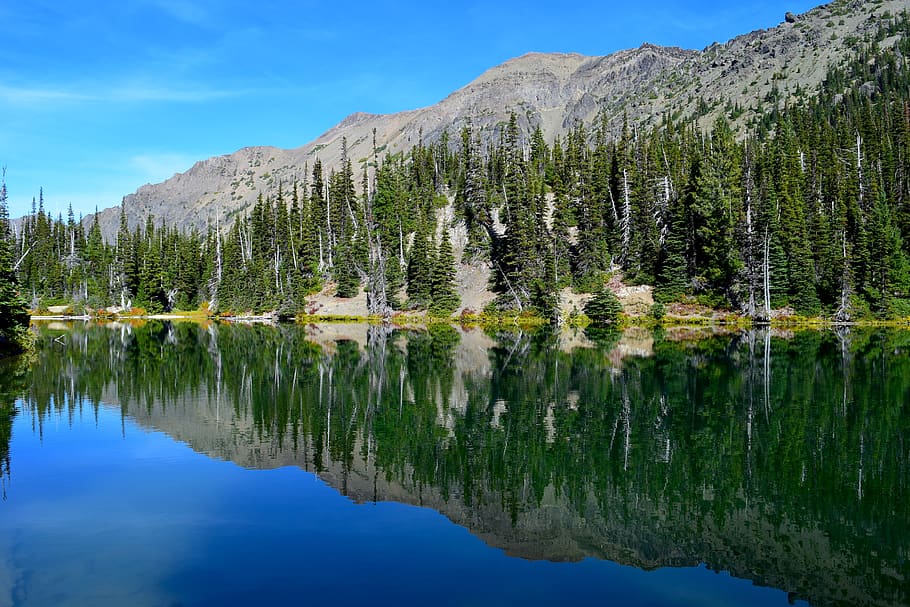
<box><xmin>0</xmin><ymin>399</ymin><xmax>807</xmax><ymax>607</ymax></box>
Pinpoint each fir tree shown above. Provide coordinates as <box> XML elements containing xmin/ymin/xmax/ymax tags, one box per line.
<box><xmin>407</xmin><ymin>217</ymin><xmax>434</xmax><ymax>309</ymax></box>
<box><xmin>583</xmin><ymin>288</ymin><xmax>623</xmax><ymax>325</ymax></box>
<box><xmin>0</xmin><ymin>173</ymin><xmax>30</xmax><ymax>353</ymax></box>
<box><xmin>429</xmin><ymin>224</ymin><xmax>459</xmax><ymax>316</ymax></box>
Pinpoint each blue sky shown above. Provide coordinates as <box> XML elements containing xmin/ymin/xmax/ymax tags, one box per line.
<box><xmin>1</xmin><ymin>0</ymin><xmax>820</xmax><ymax>218</ymax></box>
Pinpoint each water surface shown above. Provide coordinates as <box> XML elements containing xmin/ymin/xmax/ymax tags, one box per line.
<box><xmin>1</xmin><ymin>322</ymin><xmax>907</xmax><ymax>606</ymax></box>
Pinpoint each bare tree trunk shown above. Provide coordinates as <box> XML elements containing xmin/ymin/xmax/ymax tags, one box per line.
<box><xmin>655</xmin><ymin>175</ymin><xmax>671</xmax><ymax>246</ymax></box>
<box><xmin>317</xmin><ymin>232</ymin><xmax>325</xmax><ymax>273</ymax></box>
<box><xmin>211</xmin><ymin>219</ymin><xmax>223</xmax><ymax>310</ymax></box>
<box><xmin>325</xmin><ymin>194</ymin><xmax>334</xmax><ymax>267</ymax></box>
<box><xmin>495</xmin><ymin>261</ymin><xmax>524</xmax><ymax>312</ymax></box>
<box><xmin>13</xmin><ymin>246</ymin><xmax>31</xmax><ymax>271</ymax></box>
<box><xmin>762</xmin><ymin>228</ymin><xmax>771</xmax><ymax>321</ymax></box>
<box><xmin>274</xmin><ymin>246</ymin><xmax>282</xmax><ymax>296</ymax></box>
<box><xmin>744</xmin><ymin>167</ymin><xmax>756</xmax><ymax>318</ymax></box>
<box><xmin>835</xmin><ymin>229</ymin><xmax>851</xmax><ymax>322</ymax></box>
<box><xmin>347</xmin><ymin>198</ymin><xmax>358</xmax><ymax>236</ymax></box>
<box><xmin>366</xmin><ymin>232</ymin><xmax>391</xmax><ymax>315</ymax></box>
<box><xmin>608</xmin><ymin>186</ymin><xmax>619</xmax><ymax>225</ymax></box>
<box><xmin>856</xmin><ymin>133</ymin><xmax>864</xmax><ymax>211</ymax></box>
<box><xmin>620</xmin><ymin>168</ymin><xmax>632</xmax><ymax>262</ymax></box>
<box><xmin>398</xmin><ymin>219</ymin><xmax>406</xmax><ymax>269</ymax></box>
<box><xmin>289</xmin><ymin>218</ymin><xmax>298</xmax><ymax>271</ymax></box>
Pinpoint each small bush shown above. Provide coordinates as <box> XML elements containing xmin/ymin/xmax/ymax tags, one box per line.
<box><xmin>650</xmin><ymin>302</ymin><xmax>666</xmax><ymax>321</ymax></box>
<box><xmin>583</xmin><ymin>289</ymin><xmax>623</xmax><ymax>325</ymax></box>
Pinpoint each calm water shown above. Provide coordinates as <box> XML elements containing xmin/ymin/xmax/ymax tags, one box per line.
<box><xmin>1</xmin><ymin>322</ymin><xmax>908</xmax><ymax>607</ymax></box>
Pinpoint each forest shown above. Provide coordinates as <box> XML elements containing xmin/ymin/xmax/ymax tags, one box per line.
<box><xmin>3</xmin><ymin>13</ymin><xmax>910</xmax><ymax>321</ymax></box>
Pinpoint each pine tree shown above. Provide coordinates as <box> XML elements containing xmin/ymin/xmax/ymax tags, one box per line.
<box><xmin>458</xmin><ymin>123</ymin><xmax>492</xmax><ymax>261</ymax></box>
<box><xmin>774</xmin><ymin>119</ymin><xmax>820</xmax><ymax>314</ymax></box>
<box><xmin>865</xmin><ymin>189</ymin><xmax>907</xmax><ymax>316</ymax></box>
<box><xmin>691</xmin><ymin>118</ymin><xmax>743</xmax><ymax>302</ymax></box>
<box><xmin>583</xmin><ymin>288</ymin><xmax>623</xmax><ymax>325</ymax></box>
<box><xmin>334</xmin><ymin>244</ymin><xmax>360</xmax><ymax>299</ymax></box>
<box><xmin>549</xmin><ymin>168</ymin><xmax>573</xmax><ymax>289</ymax></box>
<box><xmin>654</xmin><ymin>191</ymin><xmax>690</xmax><ymax>303</ymax></box>
<box><xmin>429</xmin><ymin>224</ymin><xmax>459</xmax><ymax>316</ymax></box>
<box><xmin>407</xmin><ymin>217</ymin><xmax>434</xmax><ymax>308</ymax></box>
<box><xmin>572</xmin><ymin>121</ymin><xmax>609</xmax><ymax>289</ymax></box>
<box><xmin>82</xmin><ymin>213</ymin><xmax>106</xmax><ymax>305</ymax></box>
<box><xmin>0</xmin><ymin>173</ymin><xmax>30</xmax><ymax>353</ymax></box>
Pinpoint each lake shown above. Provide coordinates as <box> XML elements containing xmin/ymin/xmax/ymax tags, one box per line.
<box><xmin>1</xmin><ymin>322</ymin><xmax>907</xmax><ymax>606</ymax></box>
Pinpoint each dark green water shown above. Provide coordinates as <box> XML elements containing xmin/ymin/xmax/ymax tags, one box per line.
<box><xmin>1</xmin><ymin>322</ymin><xmax>908</xmax><ymax>606</ymax></box>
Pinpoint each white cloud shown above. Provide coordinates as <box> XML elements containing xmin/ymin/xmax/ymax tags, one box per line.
<box><xmin>0</xmin><ymin>85</ymin><xmax>90</xmax><ymax>104</ymax></box>
<box><xmin>109</xmin><ymin>84</ymin><xmax>238</xmax><ymax>102</ymax></box>
<box><xmin>0</xmin><ymin>83</ymin><xmax>241</xmax><ymax>106</ymax></box>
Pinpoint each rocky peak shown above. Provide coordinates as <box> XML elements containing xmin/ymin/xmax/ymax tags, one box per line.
<box><xmin>86</xmin><ymin>0</ymin><xmax>908</xmax><ymax>240</ymax></box>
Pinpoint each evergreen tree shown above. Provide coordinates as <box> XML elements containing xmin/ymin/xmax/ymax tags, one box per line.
<box><xmin>407</xmin><ymin>217</ymin><xmax>434</xmax><ymax>308</ymax></box>
<box><xmin>691</xmin><ymin>118</ymin><xmax>743</xmax><ymax>303</ymax></box>
<box><xmin>865</xmin><ymin>190</ymin><xmax>908</xmax><ymax>315</ymax></box>
<box><xmin>457</xmin><ymin>123</ymin><xmax>492</xmax><ymax>261</ymax></box>
<box><xmin>583</xmin><ymin>288</ymin><xmax>623</xmax><ymax>325</ymax></box>
<box><xmin>0</xmin><ymin>173</ymin><xmax>30</xmax><ymax>353</ymax></box>
<box><xmin>654</xmin><ymin>190</ymin><xmax>690</xmax><ymax>303</ymax></box>
<box><xmin>429</xmin><ymin>224</ymin><xmax>459</xmax><ymax>316</ymax></box>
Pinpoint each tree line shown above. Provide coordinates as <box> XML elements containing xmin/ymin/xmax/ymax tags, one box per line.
<box><xmin>4</xmin><ymin>12</ymin><xmax>910</xmax><ymax>320</ymax></box>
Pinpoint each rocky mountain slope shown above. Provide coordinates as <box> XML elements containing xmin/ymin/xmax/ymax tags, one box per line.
<box><xmin>91</xmin><ymin>0</ymin><xmax>903</xmax><ymax>240</ymax></box>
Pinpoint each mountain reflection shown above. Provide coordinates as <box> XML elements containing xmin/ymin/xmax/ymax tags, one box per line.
<box><xmin>17</xmin><ymin>321</ymin><xmax>910</xmax><ymax>607</ymax></box>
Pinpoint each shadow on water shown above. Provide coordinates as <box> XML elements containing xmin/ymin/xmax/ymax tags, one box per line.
<box><xmin>15</xmin><ymin>321</ymin><xmax>910</xmax><ymax>607</ymax></box>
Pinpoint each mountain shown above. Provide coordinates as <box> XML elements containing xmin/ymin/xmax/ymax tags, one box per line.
<box><xmin>91</xmin><ymin>0</ymin><xmax>904</xmax><ymax>239</ymax></box>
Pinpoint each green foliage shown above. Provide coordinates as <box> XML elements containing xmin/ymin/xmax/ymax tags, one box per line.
<box><xmin>428</xmin><ymin>226</ymin><xmax>459</xmax><ymax>316</ymax></box>
<box><xmin>583</xmin><ymin>289</ymin><xmax>624</xmax><ymax>325</ymax></box>
<box><xmin>649</xmin><ymin>302</ymin><xmax>666</xmax><ymax>321</ymax></box>
<box><xmin>583</xmin><ymin>325</ymin><xmax>622</xmax><ymax>349</ymax></box>
<box><xmin>334</xmin><ymin>248</ymin><xmax>360</xmax><ymax>299</ymax></box>
<box><xmin>0</xmin><ymin>176</ymin><xmax>30</xmax><ymax>354</ymax></box>
<box><xmin>406</xmin><ymin>222</ymin><xmax>434</xmax><ymax>308</ymax></box>
<box><xmin>572</xmin><ymin>271</ymin><xmax>608</xmax><ymax>295</ymax></box>
<box><xmin>0</xmin><ymin>353</ymin><xmax>28</xmax><ymax>490</ymax></box>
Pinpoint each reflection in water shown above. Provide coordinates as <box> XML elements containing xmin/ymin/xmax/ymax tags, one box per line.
<box><xmin>0</xmin><ymin>355</ymin><xmax>27</xmax><ymax>500</ymax></box>
<box><xmin>16</xmin><ymin>322</ymin><xmax>910</xmax><ymax>607</ymax></box>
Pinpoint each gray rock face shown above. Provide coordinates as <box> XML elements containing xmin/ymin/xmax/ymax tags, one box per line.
<box><xmin>89</xmin><ymin>0</ymin><xmax>904</xmax><ymax>239</ymax></box>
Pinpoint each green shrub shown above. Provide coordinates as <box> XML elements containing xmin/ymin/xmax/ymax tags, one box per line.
<box><xmin>583</xmin><ymin>289</ymin><xmax>623</xmax><ymax>325</ymax></box>
<box><xmin>650</xmin><ymin>302</ymin><xmax>666</xmax><ymax>321</ymax></box>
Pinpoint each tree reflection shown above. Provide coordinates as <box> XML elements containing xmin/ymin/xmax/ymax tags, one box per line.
<box><xmin>18</xmin><ymin>321</ymin><xmax>910</xmax><ymax>607</ymax></box>
<box><xmin>0</xmin><ymin>353</ymin><xmax>28</xmax><ymax>499</ymax></box>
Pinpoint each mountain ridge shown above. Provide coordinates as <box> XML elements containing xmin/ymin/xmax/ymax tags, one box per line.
<box><xmin>85</xmin><ymin>0</ymin><xmax>902</xmax><ymax>240</ymax></box>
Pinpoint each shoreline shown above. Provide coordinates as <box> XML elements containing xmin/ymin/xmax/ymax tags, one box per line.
<box><xmin>26</xmin><ymin>311</ymin><xmax>910</xmax><ymax>329</ymax></box>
